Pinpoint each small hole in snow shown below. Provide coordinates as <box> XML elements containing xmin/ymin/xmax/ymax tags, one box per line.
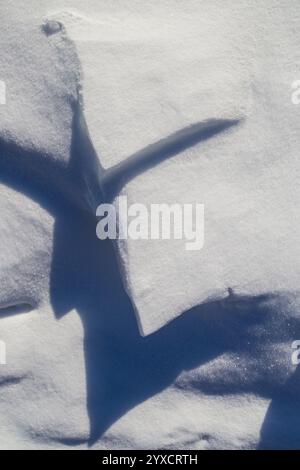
<box><xmin>42</xmin><ymin>20</ymin><xmax>62</xmax><ymax>36</ymax></box>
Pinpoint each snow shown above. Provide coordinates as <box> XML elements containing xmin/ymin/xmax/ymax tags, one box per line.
<box><xmin>0</xmin><ymin>0</ymin><xmax>300</xmax><ymax>450</ymax></box>
<box><xmin>53</xmin><ymin>1</ymin><xmax>300</xmax><ymax>336</ymax></box>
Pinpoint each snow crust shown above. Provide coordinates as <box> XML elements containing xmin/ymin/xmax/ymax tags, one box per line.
<box><xmin>0</xmin><ymin>0</ymin><xmax>300</xmax><ymax>450</ymax></box>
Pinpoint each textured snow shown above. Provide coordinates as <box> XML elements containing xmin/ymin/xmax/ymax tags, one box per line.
<box><xmin>54</xmin><ymin>1</ymin><xmax>300</xmax><ymax>336</ymax></box>
<box><xmin>0</xmin><ymin>0</ymin><xmax>300</xmax><ymax>450</ymax></box>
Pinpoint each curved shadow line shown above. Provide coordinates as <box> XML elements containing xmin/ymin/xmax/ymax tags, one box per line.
<box><xmin>102</xmin><ymin>118</ymin><xmax>241</xmax><ymax>201</ymax></box>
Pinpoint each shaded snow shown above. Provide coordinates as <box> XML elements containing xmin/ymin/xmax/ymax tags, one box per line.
<box><xmin>0</xmin><ymin>0</ymin><xmax>300</xmax><ymax>451</ymax></box>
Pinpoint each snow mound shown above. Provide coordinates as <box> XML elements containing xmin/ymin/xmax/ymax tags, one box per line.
<box><xmin>1</xmin><ymin>0</ymin><xmax>300</xmax><ymax>451</ymax></box>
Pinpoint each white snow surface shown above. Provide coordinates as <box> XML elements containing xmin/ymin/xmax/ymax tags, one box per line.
<box><xmin>0</xmin><ymin>0</ymin><xmax>300</xmax><ymax>450</ymax></box>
